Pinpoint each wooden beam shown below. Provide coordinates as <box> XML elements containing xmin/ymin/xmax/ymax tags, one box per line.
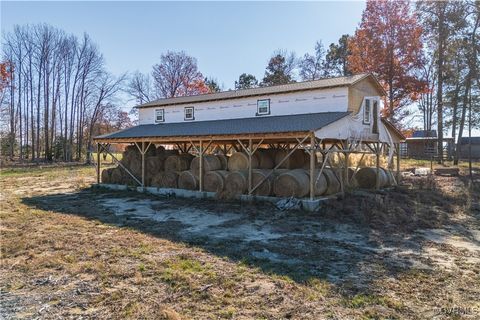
<box><xmin>309</xmin><ymin>132</ymin><xmax>315</xmax><ymax>200</ymax></box>
<box><xmin>248</xmin><ymin>139</ymin><xmax>253</xmax><ymax>193</ymax></box>
<box><xmin>199</xmin><ymin>140</ymin><xmax>203</xmax><ymax>192</ymax></box>
<box><xmin>99</xmin><ymin>144</ymin><xmax>142</xmax><ymax>186</ymax></box>
<box><xmin>349</xmin><ymin>153</ymin><xmax>365</xmax><ymax>185</ymax></box>
<box><xmin>250</xmin><ymin>134</ymin><xmax>310</xmax><ymax>194</ymax></box>
<box><xmin>141</xmin><ymin>142</ymin><xmax>145</xmax><ymax>188</ymax></box>
<box><xmin>96</xmin><ymin>143</ymin><xmax>101</xmax><ymax>184</ymax></box>
<box><xmin>326</xmin><ymin>147</ymin><xmax>344</xmax><ymax>196</ymax></box>
<box><xmin>375</xmin><ymin>142</ymin><xmax>380</xmax><ymax>190</ymax></box>
<box><xmin>189</xmin><ymin>140</ymin><xmax>200</xmax><ymax>154</ymax></box>
<box><xmin>344</xmin><ymin>149</ymin><xmax>349</xmax><ymax>189</ymax></box>
<box><xmin>396</xmin><ymin>143</ymin><xmax>401</xmax><ymax>184</ymax></box>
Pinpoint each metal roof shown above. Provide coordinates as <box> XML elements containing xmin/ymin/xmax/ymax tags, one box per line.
<box><xmin>137</xmin><ymin>73</ymin><xmax>381</xmax><ymax>108</ymax></box>
<box><xmin>459</xmin><ymin>137</ymin><xmax>480</xmax><ymax>145</ymax></box>
<box><xmin>95</xmin><ymin>112</ymin><xmax>350</xmax><ymax>140</ymax></box>
<box><xmin>412</xmin><ymin>130</ymin><xmax>437</xmax><ymax>138</ymax></box>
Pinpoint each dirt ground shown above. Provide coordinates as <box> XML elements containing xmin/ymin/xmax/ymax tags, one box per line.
<box><xmin>1</xmin><ymin>165</ymin><xmax>479</xmax><ymax>319</ymax></box>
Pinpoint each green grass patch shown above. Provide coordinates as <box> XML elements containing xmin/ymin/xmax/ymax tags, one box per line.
<box><xmin>345</xmin><ymin>293</ymin><xmax>403</xmax><ymax>310</ymax></box>
<box><xmin>160</xmin><ymin>255</ymin><xmax>218</xmax><ymax>291</ymax></box>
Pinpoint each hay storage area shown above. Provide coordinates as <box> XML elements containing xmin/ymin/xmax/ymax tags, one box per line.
<box><xmin>99</xmin><ymin>141</ymin><xmax>398</xmax><ymax>201</ymax></box>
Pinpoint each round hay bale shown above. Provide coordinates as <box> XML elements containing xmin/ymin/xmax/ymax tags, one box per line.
<box><xmin>190</xmin><ymin>155</ymin><xmax>222</xmax><ymax>176</ymax></box>
<box><xmin>121</xmin><ymin>169</ymin><xmax>138</xmax><ymax>186</ymax></box>
<box><xmin>250</xmin><ymin>169</ymin><xmax>279</xmax><ymax>196</ymax></box>
<box><xmin>264</xmin><ymin>148</ymin><xmax>278</xmax><ymax>160</ymax></box>
<box><xmin>216</xmin><ymin>154</ymin><xmax>229</xmax><ymax>170</ymax></box>
<box><xmin>146</xmin><ymin>156</ymin><xmax>164</xmax><ymax>173</ymax></box>
<box><xmin>381</xmin><ymin>168</ymin><xmax>395</xmax><ymax>186</ymax></box>
<box><xmin>204</xmin><ymin>170</ymin><xmax>229</xmax><ymax>192</ymax></box>
<box><xmin>227</xmin><ymin>152</ymin><xmax>259</xmax><ymax>171</ymax></box>
<box><xmin>305</xmin><ymin>169</ymin><xmax>328</xmax><ymax>196</ymax></box>
<box><xmin>124</xmin><ymin>145</ymin><xmax>137</xmax><ymax>154</ymax></box>
<box><xmin>255</xmin><ymin>149</ymin><xmax>274</xmax><ymax>169</ymax></box>
<box><xmin>322</xmin><ymin>168</ymin><xmax>341</xmax><ymax>195</ymax></box>
<box><xmin>225</xmin><ymin>171</ymin><xmax>248</xmax><ymax>195</ymax></box>
<box><xmin>110</xmin><ymin>167</ymin><xmax>124</xmax><ymax>184</ymax></box>
<box><xmin>164</xmin><ymin>154</ymin><xmax>194</xmax><ymax>172</ymax></box>
<box><xmin>347</xmin><ymin>167</ymin><xmax>359</xmax><ymax>188</ymax></box>
<box><xmin>178</xmin><ymin>171</ymin><xmax>199</xmax><ymax>190</ymax></box>
<box><xmin>356</xmin><ymin>167</ymin><xmax>388</xmax><ymax>189</ymax></box>
<box><xmin>157</xmin><ymin>148</ymin><xmax>179</xmax><ymax>160</ymax></box>
<box><xmin>302</xmin><ymin>154</ymin><xmax>321</xmax><ymax>169</ymax></box>
<box><xmin>273</xmin><ymin>169</ymin><xmax>310</xmax><ymax>198</ymax></box>
<box><xmin>274</xmin><ymin>149</ymin><xmax>306</xmax><ymax>169</ymax></box>
<box><xmin>152</xmin><ymin>171</ymin><xmax>179</xmax><ymax>188</ymax></box>
<box><xmin>127</xmin><ymin>159</ymin><xmax>142</xmax><ymax>178</ymax></box>
<box><xmin>101</xmin><ymin>168</ymin><xmax>112</xmax><ymax>184</ymax></box>
<box><xmin>121</xmin><ymin>147</ymin><xmax>139</xmax><ymax>166</ymax></box>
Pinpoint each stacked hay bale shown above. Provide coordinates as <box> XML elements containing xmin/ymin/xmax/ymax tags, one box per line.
<box><xmin>224</xmin><ymin>170</ymin><xmax>249</xmax><ymax>195</ymax></box>
<box><xmin>225</xmin><ymin>150</ymin><xmax>276</xmax><ymax>196</ymax></box>
<box><xmin>178</xmin><ymin>170</ymin><xmax>199</xmax><ymax>190</ymax></box>
<box><xmin>251</xmin><ymin>169</ymin><xmax>288</xmax><ymax>196</ymax></box>
<box><xmin>355</xmin><ymin>167</ymin><xmax>389</xmax><ymax>189</ymax></box>
<box><xmin>104</xmin><ymin>145</ymin><xmax>393</xmax><ymax>198</ymax></box>
<box><xmin>101</xmin><ymin>167</ymin><xmax>114</xmax><ymax>184</ymax></box>
<box><xmin>204</xmin><ymin>170</ymin><xmax>229</xmax><ymax>192</ymax></box>
<box><xmin>151</xmin><ymin>153</ymin><xmax>192</xmax><ymax>188</ymax></box>
<box><xmin>190</xmin><ymin>154</ymin><xmax>222</xmax><ymax>176</ymax></box>
<box><xmin>176</xmin><ymin>154</ymin><xmax>227</xmax><ymax>191</ymax></box>
<box><xmin>321</xmin><ymin>168</ymin><xmax>341</xmax><ymax>195</ymax></box>
<box><xmin>274</xmin><ymin>149</ymin><xmax>306</xmax><ymax>169</ymax></box>
<box><xmin>272</xmin><ymin>167</ymin><xmax>342</xmax><ymax>198</ymax></box>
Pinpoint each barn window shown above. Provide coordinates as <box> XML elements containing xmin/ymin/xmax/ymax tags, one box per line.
<box><xmin>155</xmin><ymin>109</ymin><xmax>164</xmax><ymax>123</ymax></box>
<box><xmin>256</xmin><ymin>99</ymin><xmax>270</xmax><ymax>116</ymax></box>
<box><xmin>363</xmin><ymin>99</ymin><xmax>371</xmax><ymax>124</ymax></box>
<box><xmin>184</xmin><ymin>107</ymin><xmax>194</xmax><ymax>121</ymax></box>
<box><xmin>372</xmin><ymin>100</ymin><xmax>379</xmax><ymax>134</ymax></box>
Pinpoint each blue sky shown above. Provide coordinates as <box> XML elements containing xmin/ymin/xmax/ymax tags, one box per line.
<box><xmin>1</xmin><ymin>1</ymin><xmax>366</xmax><ymax>89</ymax></box>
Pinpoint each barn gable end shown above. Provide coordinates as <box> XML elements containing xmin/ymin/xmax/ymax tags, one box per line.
<box><xmin>348</xmin><ymin>76</ymin><xmax>385</xmax><ymax>113</ymax></box>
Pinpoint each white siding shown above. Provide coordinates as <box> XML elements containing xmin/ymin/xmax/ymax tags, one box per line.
<box><xmin>315</xmin><ymin>97</ymin><xmax>383</xmax><ymax>142</ymax></box>
<box><xmin>138</xmin><ymin>87</ymin><xmax>349</xmax><ymax>125</ymax></box>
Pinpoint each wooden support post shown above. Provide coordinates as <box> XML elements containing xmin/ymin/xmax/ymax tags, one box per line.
<box><xmin>396</xmin><ymin>143</ymin><xmax>401</xmax><ymax>184</ymax></box>
<box><xmin>248</xmin><ymin>138</ymin><xmax>253</xmax><ymax>193</ymax></box>
<box><xmin>141</xmin><ymin>142</ymin><xmax>145</xmax><ymax>188</ymax></box>
<box><xmin>199</xmin><ymin>140</ymin><xmax>203</xmax><ymax>192</ymax></box>
<box><xmin>344</xmin><ymin>146</ymin><xmax>349</xmax><ymax>189</ymax></box>
<box><xmin>96</xmin><ymin>143</ymin><xmax>101</xmax><ymax>184</ymax></box>
<box><xmin>375</xmin><ymin>142</ymin><xmax>380</xmax><ymax>190</ymax></box>
<box><xmin>309</xmin><ymin>133</ymin><xmax>315</xmax><ymax>200</ymax></box>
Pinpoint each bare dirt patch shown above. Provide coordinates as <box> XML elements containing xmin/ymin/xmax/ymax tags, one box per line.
<box><xmin>1</xmin><ymin>165</ymin><xmax>479</xmax><ymax>319</ymax></box>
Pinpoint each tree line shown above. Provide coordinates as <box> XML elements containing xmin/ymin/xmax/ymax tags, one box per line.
<box><xmin>2</xmin><ymin>0</ymin><xmax>479</xmax><ymax>164</ymax></box>
<box><xmin>0</xmin><ymin>24</ymin><xmax>128</xmax><ymax>162</ymax></box>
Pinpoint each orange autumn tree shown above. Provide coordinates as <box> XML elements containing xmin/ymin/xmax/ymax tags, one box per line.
<box><xmin>348</xmin><ymin>0</ymin><xmax>427</xmax><ymax>121</ymax></box>
<box><xmin>0</xmin><ymin>61</ymin><xmax>12</xmax><ymax>92</ymax></box>
<box><xmin>0</xmin><ymin>61</ymin><xmax>12</xmax><ymax>106</ymax></box>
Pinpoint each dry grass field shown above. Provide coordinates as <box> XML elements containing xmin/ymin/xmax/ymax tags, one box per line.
<box><xmin>1</xmin><ymin>164</ymin><xmax>479</xmax><ymax>319</ymax></box>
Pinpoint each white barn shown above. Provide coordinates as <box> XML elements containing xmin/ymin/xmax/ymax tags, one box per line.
<box><xmin>94</xmin><ymin>73</ymin><xmax>405</xmax><ymax>209</ymax></box>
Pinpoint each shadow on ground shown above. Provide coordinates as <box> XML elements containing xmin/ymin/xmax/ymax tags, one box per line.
<box><xmin>21</xmin><ymin>175</ymin><xmax>478</xmax><ymax>295</ymax></box>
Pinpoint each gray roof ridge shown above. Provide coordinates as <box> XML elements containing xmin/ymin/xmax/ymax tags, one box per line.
<box><xmin>136</xmin><ymin>73</ymin><xmax>371</xmax><ymax>109</ymax></box>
